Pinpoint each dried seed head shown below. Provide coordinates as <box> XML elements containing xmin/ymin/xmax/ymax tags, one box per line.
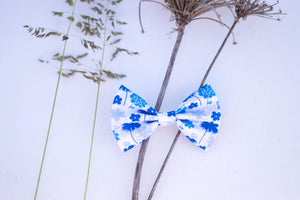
<box><xmin>139</xmin><ymin>0</ymin><xmax>232</xmax><ymax>32</ymax></box>
<box><xmin>233</xmin><ymin>0</ymin><xmax>283</xmax><ymax>21</ymax></box>
<box><xmin>164</xmin><ymin>0</ymin><xmax>232</xmax><ymax>26</ymax></box>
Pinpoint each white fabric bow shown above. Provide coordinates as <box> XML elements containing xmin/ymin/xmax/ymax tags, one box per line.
<box><xmin>111</xmin><ymin>85</ymin><xmax>221</xmax><ymax>152</ymax></box>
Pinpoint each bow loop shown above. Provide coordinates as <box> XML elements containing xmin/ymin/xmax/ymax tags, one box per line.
<box><xmin>111</xmin><ymin>84</ymin><xmax>221</xmax><ymax>152</ymax></box>
<box><xmin>111</xmin><ymin>85</ymin><xmax>159</xmax><ymax>152</ymax></box>
<box><xmin>176</xmin><ymin>85</ymin><xmax>221</xmax><ymax>150</ymax></box>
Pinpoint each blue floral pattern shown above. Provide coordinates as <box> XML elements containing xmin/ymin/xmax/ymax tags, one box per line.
<box><xmin>167</xmin><ymin>111</ymin><xmax>176</xmax><ymax>117</ymax></box>
<box><xmin>199</xmin><ymin>146</ymin><xmax>206</xmax><ymax>150</ymax></box>
<box><xmin>147</xmin><ymin>107</ymin><xmax>157</xmax><ymax>115</ymax></box>
<box><xmin>211</xmin><ymin>112</ymin><xmax>221</xmax><ymax>121</ymax></box>
<box><xmin>111</xmin><ymin>84</ymin><xmax>221</xmax><ymax>152</ymax></box>
<box><xmin>183</xmin><ymin>94</ymin><xmax>193</xmax><ymax>103</ymax></box>
<box><xmin>113</xmin><ymin>95</ymin><xmax>122</xmax><ymax>105</ymax></box>
<box><xmin>122</xmin><ymin>123</ymin><xmax>141</xmax><ymax>144</ymax></box>
<box><xmin>180</xmin><ymin>119</ymin><xmax>194</xmax><ymax>128</ymax></box>
<box><xmin>201</xmin><ymin>122</ymin><xmax>219</xmax><ymax>133</ymax></box>
<box><xmin>177</xmin><ymin>107</ymin><xmax>187</xmax><ymax>114</ymax></box>
<box><xmin>217</xmin><ymin>101</ymin><xmax>221</xmax><ymax>110</ymax></box>
<box><xmin>123</xmin><ymin>145</ymin><xmax>134</xmax><ymax>152</ymax></box>
<box><xmin>188</xmin><ymin>102</ymin><xmax>198</xmax><ymax>109</ymax></box>
<box><xmin>122</xmin><ymin>122</ymin><xmax>141</xmax><ymax>132</ymax></box>
<box><xmin>186</xmin><ymin>135</ymin><xmax>196</xmax><ymax>143</ymax></box>
<box><xmin>198</xmin><ymin>84</ymin><xmax>215</xmax><ymax>98</ymax></box>
<box><xmin>130</xmin><ymin>114</ymin><xmax>141</xmax><ymax>122</ymax></box>
<box><xmin>113</xmin><ymin>130</ymin><xmax>119</xmax><ymax>141</ymax></box>
<box><xmin>130</xmin><ymin>93</ymin><xmax>146</xmax><ymax>108</ymax></box>
<box><xmin>120</xmin><ymin>85</ymin><xmax>129</xmax><ymax>92</ymax></box>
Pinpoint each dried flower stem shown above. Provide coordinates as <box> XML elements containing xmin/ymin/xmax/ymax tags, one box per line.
<box><xmin>133</xmin><ymin>1</ymin><xmax>233</xmax><ymax>199</ymax></box>
<box><xmin>146</xmin><ymin>19</ymin><xmax>238</xmax><ymax>200</ymax></box>
<box><xmin>147</xmin><ymin>1</ymin><xmax>284</xmax><ymax>196</ymax></box>
<box><xmin>134</xmin><ymin>1</ymin><xmax>283</xmax><ymax>199</ymax></box>
<box><xmin>83</xmin><ymin>1</ymin><xmax>110</xmax><ymax>199</ymax></box>
<box><xmin>33</xmin><ymin>1</ymin><xmax>77</xmax><ymax>200</ymax></box>
<box><xmin>132</xmin><ymin>25</ymin><xmax>186</xmax><ymax>200</ymax></box>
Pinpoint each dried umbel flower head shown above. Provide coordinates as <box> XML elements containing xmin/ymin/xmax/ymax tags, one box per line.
<box><xmin>233</xmin><ymin>0</ymin><xmax>283</xmax><ymax>21</ymax></box>
<box><xmin>164</xmin><ymin>0</ymin><xmax>231</xmax><ymax>26</ymax></box>
<box><xmin>139</xmin><ymin>0</ymin><xmax>232</xmax><ymax>32</ymax></box>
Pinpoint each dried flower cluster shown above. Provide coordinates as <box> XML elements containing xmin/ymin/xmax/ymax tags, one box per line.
<box><xmin>233</xmin><ymin>0</ymin><xmax>283</xmax><ymax>20</ymax></box>
<box><xmin>140</xmin><ymin>0</ymin><xmax>283</xmax><ymax>30</ymax></box>
<box><xmin>164</xmin><ymin>0</ymin><xmax>231</xmax><ymax>26</ymax></box>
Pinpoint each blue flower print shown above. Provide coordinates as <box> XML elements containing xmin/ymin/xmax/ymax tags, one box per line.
<box><xmin>167</xmin><ymin>111</ymin><xmax>176</xmax><ymax>117</ymax></box>
<box><xmin>130</xmin><ymin>93</ymin><xmax>146</xmax><ymax>108</ymax></box>
<box><xmin>198</xmin><ymin>122</ymin><xmax>218</xmax><ymax>145</ymax></box>
<box><xmin>111</xmin><ymin>108</ymin><xmax>125</xmax><ymax>121</ymax></box>
<box><xmin>120</xmin><ymin>85</ymin><xmax>130</xmax><ymax>92</ymax></box>
<box><xmin>130</xmin><ymin>114</ymin><xmax>141</xmax><ymax>122</ymax></box>
<box><xmin>198</xmin><ymin>85</ymin><xmax>215</xmax><ymax>99</ymax></box>
<box><xmin>113</xmin><ymin>95</ymin><xmax>122</xmax><ymax>105</ymax></box>
<box><xmin>201</xmin><ymin>121</ymin><xmax>219</xmax><ymax>133</ymax></box>
<box><xmin>177</xmin><ymin>107</ymin><xmax>187</xmax><ymax>114</ymax></box>
<box><xmin>123</xmin><ymin>145</ymin><xmax>134</xmax><ymax>152</ymax></box>
<box><xmin>122</xmin><ymin>122</ymin><xmax>141</xmax><ymax>132</ymax></box>
<box><xmin>122</xmin><ymin>122</ymin><xmax>141</xmax><ymax>144</ymax></box>
<box><xmin>192</xmin><ymin>93</ymin><xmax>202</xmax><ymax>106</ymax></box>
<box><xmin>120</xmin><ymin>85</ymin><xmax>130</xmax><ymax>105</ymax></box>
<box><xmin>113</xmin><ymin>130</ymin><xmax>119</xmax><ymax>141</ymax></box>
<box><xmin>147</xmin><ymin>107</ymin><xmax>157</xmax><ymax>115</ymax></box>
<box><xmin>183</xmin><ymin>94</ymin><xmax>193</xmax><ymax>103</ymax></box>
<box><xmin>211</xmin><ymin>112</ymin><xmax>221</xmax><ymax>121</ymax></box>
<box><xmin>188</xmin><ymin>102</ymin><xmax>198</xmax><ymax>109</ymax></box>
<box><xmin>199</xmin><ymin>146</ymin><xmax>206</xmax><ymax>150</ymax></box>
<box><xmin>217</xmin><ymin>101</ymin><xmax>221</xmax><ymax>110</ymax></box>
<box><xmin>180</xmin><ymin>119</ymin><xmax>194</xmax><ymax>128</ymax></box>
<box><xmin>186</xmin><ymin>135</ymin><xmax>196</xmax><ymax>143</ymax></box>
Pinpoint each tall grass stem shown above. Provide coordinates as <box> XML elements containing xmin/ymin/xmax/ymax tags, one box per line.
<box><xmin>33</xmin><ymin>1</ymin><xmax>77</xmax><ymax>199</ymax></box>
<box><xmin>83</xmin><ymin>1</ymin><xmax>110</xmax><ymax>199</ymax></box>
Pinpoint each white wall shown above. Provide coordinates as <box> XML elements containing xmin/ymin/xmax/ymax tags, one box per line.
<box><xmin>0</xmin><ymin>0</ymin><xmax>299</xmax><ymax>199</ymax></box>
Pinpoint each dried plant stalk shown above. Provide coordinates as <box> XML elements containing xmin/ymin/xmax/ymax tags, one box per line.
<box><xmin>133</xmin><ymin>1</ymin><xmax>232</xmax><ymax>199</ymax></box>
<box><xmin>133</xmin><ymin>24</ymin><xmax>185</xmax><ymax>200</ymax></box>
<box><xmin>148</xmin><ymin>20</ymin><xmax>237</xmax><ymax>200</ymax></box>
<box><xmin>147</xmin><ymin>1</ymin><xmax>284</xmax><ymax>199</ymax></box>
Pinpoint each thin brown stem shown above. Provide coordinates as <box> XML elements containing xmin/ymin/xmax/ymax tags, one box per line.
<box><xmin>200</xmin><ymin>20</ymin><xmax>237</xmax><ymax>86</ymax></box>
<box><xmin>147</xmin><ymin>20</ymin><xmax>238</xmax><ymax>200</ymax></box>
<box><xmin>132</xmin><ymin>25</ymin><xmax>186</xmax><ymax>200</ymax></box>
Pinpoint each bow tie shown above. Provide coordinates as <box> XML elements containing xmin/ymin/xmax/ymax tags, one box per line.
<box><xmin>111</xmin><ymin>84</ymin><xmax>221</xmax><ymax>152</ymax></box>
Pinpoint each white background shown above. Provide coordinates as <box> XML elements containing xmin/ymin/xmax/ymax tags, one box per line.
<box><xmin>0</xmin><ymin>0</ymin><xmax>299</xmax><ymax>200</ymax></box>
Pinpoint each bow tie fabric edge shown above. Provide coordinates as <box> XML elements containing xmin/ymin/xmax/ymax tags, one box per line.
<box><xmin>111</xmin><ymin>84</ymin><xmax>221</xmax><ymax>152</ymax></box>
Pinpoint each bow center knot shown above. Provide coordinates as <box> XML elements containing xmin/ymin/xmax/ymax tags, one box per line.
<box><xmin>157</xmin><ymin>111</ymin><xmax>176</xmax><ymax>127</ymax></box>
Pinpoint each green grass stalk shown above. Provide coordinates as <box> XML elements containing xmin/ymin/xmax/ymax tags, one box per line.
<box><xmin>83</xmin><ymin>1</ymin><xmax>110</xmax><ymax>199</ymax></box>
<box><xmin>33</xmin><ymin>1</ymin><xmax>77</xmax><ymax>199</ymax></box>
